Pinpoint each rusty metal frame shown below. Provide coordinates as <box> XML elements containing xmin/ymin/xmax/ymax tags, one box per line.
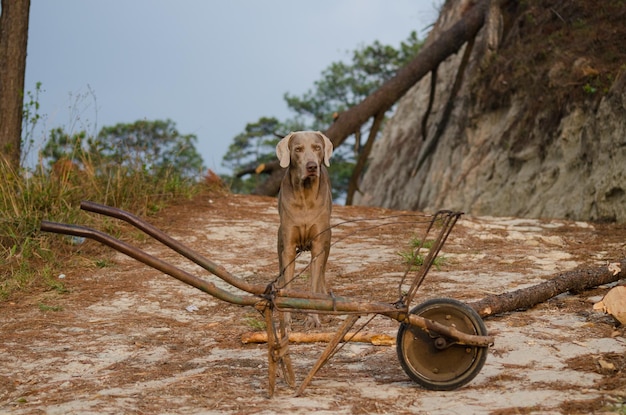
<box><xmin>40</xmin><ymin>201</ymin><xmax>493</xmax><ymax>396</ymax></box>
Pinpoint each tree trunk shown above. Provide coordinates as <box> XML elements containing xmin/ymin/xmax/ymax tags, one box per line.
<box><xmin>251</xmin><ymin>0</ymin><xmax>489</xmax><ymax>197</ymax></box>
<box><xmin>469</xmin><ymin>259</ymin><xmax>626</xmax><ymax>318</ymax></box>
<box><xmin>0</xmin><ymin>0</ymin><xmax>30</xmax><ymax>170</ymax></box>
<box><xmin>345</xmin><ymin>112</ymin><xmax>383</xmax><ymax>205</ymax></box>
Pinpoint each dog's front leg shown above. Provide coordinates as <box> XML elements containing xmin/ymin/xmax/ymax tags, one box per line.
<box><xmin>278</xmin><ymin>235</ymin><xmax>297</xmax><ymax>331</ymax></box>
<box><xmin>305</xmin><ymin>242</ymin><xmax>329</xmax><ymax>329</ymax></box>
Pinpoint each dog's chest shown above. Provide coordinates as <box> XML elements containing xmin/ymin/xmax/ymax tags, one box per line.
<box><xmin>279</xmin><ymin>199</ymin><xmax>330</xmax><ymax>246</ymax></box>
<box><xmin>281</xmin><ymin>203</ymin><xmax>329</xmax><ymax>228</ymax></box>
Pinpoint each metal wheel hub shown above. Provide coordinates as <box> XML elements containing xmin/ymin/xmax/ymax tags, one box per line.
<box><xmin>396</xmin><ymin>298</ymin><xmax>488</xmax><ymax>391</ymax></box>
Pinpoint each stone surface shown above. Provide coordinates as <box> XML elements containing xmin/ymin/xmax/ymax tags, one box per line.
<box><xmin>355</xmin><ymin>1</ymin><xmax>626</xmax><ymax>223</ymax></box>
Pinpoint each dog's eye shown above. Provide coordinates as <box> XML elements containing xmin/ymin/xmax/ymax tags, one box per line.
<box><xmin>313</xmin><ymin>145</ymin><xmax>321</xmax><ymax>151</ymax></box>
<box><xmin>295</xmin><ymin>146</ymin><xmax>303</xmax><ymax>152</ymax></box>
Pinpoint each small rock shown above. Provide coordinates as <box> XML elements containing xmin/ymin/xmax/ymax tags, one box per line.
<box><xmin>593</xmin><ymin>286</ymin><xmax>626</xmax><ymax>325</ymax></box>
<box><xmin>598</xmin><ymin>358</ymin><xmax>616</xmax><ymax>371</ymax></box>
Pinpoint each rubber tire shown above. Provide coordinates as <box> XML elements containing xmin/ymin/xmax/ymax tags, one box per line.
<box><xmin>396</xmin><ymin>298</ymin><xmax>488</xmax><ymax>391</ymax></box>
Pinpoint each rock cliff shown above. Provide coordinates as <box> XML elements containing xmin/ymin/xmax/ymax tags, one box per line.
<box><xmin>355</xmin><ymin>0</ymin><xmax>626</xmax><ymax>223</ymax></box>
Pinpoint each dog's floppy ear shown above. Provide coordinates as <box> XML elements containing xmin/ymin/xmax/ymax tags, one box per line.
<box><xmin>276</xmin><ymin>133</ymin><xmax>293</xmax><ymax>168</ymax></box>
<box><xmin>317</xmin><ymin>132</ymin><xmax>334</xmax><ymax>167</ymax></box>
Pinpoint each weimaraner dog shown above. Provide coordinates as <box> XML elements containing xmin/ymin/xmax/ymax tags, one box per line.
<box><xmin>276</xmin><ymin>131</ymin><xmax>333</xmax><ymax>329</ymax></box>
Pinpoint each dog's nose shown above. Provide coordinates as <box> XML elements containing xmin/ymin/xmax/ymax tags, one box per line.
<box><xmin>306</xmin><ymin>161</ymin><xmax>318</xmax><ymax>173</ymax></box>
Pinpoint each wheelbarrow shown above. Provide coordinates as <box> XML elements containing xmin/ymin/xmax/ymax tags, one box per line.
<box><xmin>40</xmin><ymin>201</ymin><xmax>494</xmax><ymax>397</ymax></box>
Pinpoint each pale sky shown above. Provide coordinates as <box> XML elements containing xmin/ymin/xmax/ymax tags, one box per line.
<box><xmin>25</xmin><ymin>1</ymin><xmax>440</xmax><ymax>174</ymax></box>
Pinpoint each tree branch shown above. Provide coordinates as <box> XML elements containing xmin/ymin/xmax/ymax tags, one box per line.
<box><xmin>412</xmin><ymin>31</ymin><xmax>476</xmax><ymax>177</ymax></box>
<box><xmin>469</xmin><ymin>259</ymin><xmax>626</xmax><ymax>318</ymax></box>
<box><xmin>345</xmin><ymin>112</ymin><xmax>384</xmax><ymax>205</ymax></box>
<box><xmin>251</xmin><ymin>0</ymin><xmax>490</xmax><ymax>196</ymax></box>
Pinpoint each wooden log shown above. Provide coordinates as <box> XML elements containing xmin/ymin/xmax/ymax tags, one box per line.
<box><xmin>241</xmin><ymin>331</ymin><xmax>395</xmax><ymax>346</ymax></box>
<box><xmin>468</xmin><ymin>259</ymin><xmax>625</xmax><ymax>318</ymax></box>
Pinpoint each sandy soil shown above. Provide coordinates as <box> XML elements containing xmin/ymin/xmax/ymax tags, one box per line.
<box><xmin>1</xmin><ymin>193</ymin><xmax>625</xmax><ymax>414</ymax></box>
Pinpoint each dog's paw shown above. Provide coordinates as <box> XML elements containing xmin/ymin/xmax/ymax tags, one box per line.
<box><xmin>304</xmin><ymin>314</ymin><xmax>322</xmax><ymax>330</ymax></box>
<box><xmin>280</xmin><ymin>312</ymin><xmax>293</xmax><ymax>334</ymax></box>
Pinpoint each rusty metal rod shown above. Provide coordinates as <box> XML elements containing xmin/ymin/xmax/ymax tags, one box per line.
<box><xmin>80</xmin><ymin>200</ymin><xmax>265</xmax><ymax>295</ymax></box>
<box><xmin>40</xmin><ymin>221</ymin><xmax>405</xmax><ymax>316</ymax></box>
<box><xmin>403</xmin><ymin>211</ymin><xmax>462</xmax><ymax>306</ymax></box>
<box><xmin>40</xmin><ymin>220</ymin><xmax>260</xmax><ymax>306</ymax></box>
<box><xmin>41</xmin><ymin>208</ymin><xmax>494</xmax><ymax>347</ymax></box>
<box><xmin>79</xmin><ymin>201</ymin><xmax>336</xmax><ymax>302</ymax></box>
<box><xmin>407</xmin><ymin>314</ymin><xmax>494</xmax><ymax>347</ymax></box>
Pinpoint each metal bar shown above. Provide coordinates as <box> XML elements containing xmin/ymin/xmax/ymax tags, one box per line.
<box><xmin>264</xmin><ymin>307</ymin><xmax>278</xmax><ymax>398</ymax></box>
<box><xmin>79</xmin><ymin>201</ymin><xmax>344</xmax><ymax>303</ymax></box>
<box><xmin>40</xmin><ymin>221</ymin><xmax>260</xmax><ymax>306</ymax></box>
<box><xmin>403</xmin><ymin>211</ymin><xmax>462</xmax><ymax>306</ymax></box>
<box><xmin>80</xmin><ymin>201</ymin><xmax>266</xmax><ymax>295</ymax></box>
<box><xmin>41</xmin><ymin>207</ymin><xmax>493</xmax><ymax>349</ymax></box>
<box><xmin>40</xmin><ymin>220</ymin><xmax>405</xmax><ymax>315</ymax></box>
<box><xmin>406</xmin><ymin>314</ymin><xmax>494</xmax><ymax>347</ymax></box>
<box><xmin>295</xmin><ymin>314</ymin><xmax>360</xmax><ymax>396</ymax></box>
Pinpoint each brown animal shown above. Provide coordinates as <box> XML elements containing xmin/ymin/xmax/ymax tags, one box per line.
<box><xmin>276</xmin><ymin>131</ymin><xmax>333</xmax><ymax>329</ymax></box>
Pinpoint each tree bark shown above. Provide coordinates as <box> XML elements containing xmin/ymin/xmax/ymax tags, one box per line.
<box><xmin>0</xmin><ymin>0</ymin><xmax>31</xmax><ymax>170</ymax></box>
<box><xmin>413</xmin><ymin>33</ymin><xmax>475</xmax><ymax>176</ymax></box>
<box><xmin>469</xmin><ymin>259</ymin><xmax>626</xmax><ymax>318</ymax></box>
<box><xmin>345</xmin><ymin>112</ymin><xmax>384</xmax><ymax>205</ymax></box>
<box><xmin>251</xmin><ymin>0</ymin><xmax>489</xmax><ymax>197</ymax></box>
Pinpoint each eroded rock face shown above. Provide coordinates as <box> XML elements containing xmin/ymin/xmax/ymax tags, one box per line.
<box><xmin>354</xmin><ymin>1</ymin><xmax>626</xmax><ymax>223</ymax></box>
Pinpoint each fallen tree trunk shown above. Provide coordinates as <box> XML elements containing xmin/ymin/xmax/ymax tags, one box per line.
<box><xmin>469</xmin><ymin>259</ymin><xmax>625</xmax><ymax>318</ymax></box>
<box><xmin>242</xmin><ymin>261</ymin><xmax>623</xmax><ymax>345</ymax></box>
<box><xmin>251</xmin><ymin>0</ymin><xmax>490</xmax><ymax>197</ymax></box>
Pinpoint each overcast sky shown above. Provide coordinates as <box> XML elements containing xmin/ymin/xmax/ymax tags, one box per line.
<box><xmin>25</xmin><ymin>1</ymin><xmax>440</xmax><ymax>174</ymax></box>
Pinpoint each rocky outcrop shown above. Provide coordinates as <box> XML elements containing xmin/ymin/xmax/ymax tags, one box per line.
<box><xmin>355</xmin><ymin>0</ymin><xmax>626</xmax><ymax>223</ymax></box>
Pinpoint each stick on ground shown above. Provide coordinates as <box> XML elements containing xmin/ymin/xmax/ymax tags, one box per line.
<box><xmin>468</xmin><ymin>259</ymin><xmax>625</xmax><ymax>318</ymax></box>
<box><xmin>241</xmin><ymin>331</ymin><xmax>395</xmax><ymax>346</ymax></box>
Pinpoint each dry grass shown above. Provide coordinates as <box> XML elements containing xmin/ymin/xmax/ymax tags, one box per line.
<box><xmin>0</xmin><ymin>156</ymin><xmax>220</xmax><ymax>299</ymax></box>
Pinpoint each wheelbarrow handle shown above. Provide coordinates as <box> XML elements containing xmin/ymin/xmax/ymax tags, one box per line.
<box><xmin>40</xmin><ymin>220</ymin><xmax>259</xmax><ymax>306</ymax></box>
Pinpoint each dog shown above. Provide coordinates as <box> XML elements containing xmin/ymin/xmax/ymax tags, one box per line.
<box><xmin>276</xmin><ymin>131</ymin><xmax>333</xmax><ymax>329</ymax></box>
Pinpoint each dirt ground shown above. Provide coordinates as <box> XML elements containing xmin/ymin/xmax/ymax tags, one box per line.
<box><xmin>1</xmin><ymin>193</ymin><xmax>625</xmax><ymax>414</ymax></box>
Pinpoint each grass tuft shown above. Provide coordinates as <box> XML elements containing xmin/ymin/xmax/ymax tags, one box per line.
<box><xmin>398</xmin><ymin>237</ymin><xmax>447</xmax><ymax>270</ymax></box>
<box><xmin>0</xmin><ymin>156</ymin><xmax>212</xmax><ymax>301</ymax></box>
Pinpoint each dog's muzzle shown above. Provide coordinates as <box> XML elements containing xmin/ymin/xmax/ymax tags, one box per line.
<box><xmin>305</xmin><ymin>161</ymin><xmax>319</xmax><ymax>177</ymax></box>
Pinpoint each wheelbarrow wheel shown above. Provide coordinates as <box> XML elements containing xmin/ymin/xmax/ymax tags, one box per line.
<box><xmin>396</xmin><ymin>298</ymin><xmax>488</xmax><ymax>391</ymax></box>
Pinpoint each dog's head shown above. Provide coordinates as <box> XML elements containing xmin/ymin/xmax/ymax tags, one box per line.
<box><xmin>276</xmin><ymin>131</ymin><xmax>333</xmax><ymax>179</ymax></box>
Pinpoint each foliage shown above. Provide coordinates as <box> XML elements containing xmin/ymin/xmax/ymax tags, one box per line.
<box><xmin>0</xmin><ymin>152</ymin><xmax>210</xmax><ymax>300</ymax></box>
<box><xmin>284</xmin><ymin>31</ymin><xmax>422</xmax><ymax>129</ymax></box>
<box><xmin>243</xmin><ymin>314</ymin><xmax>266</xmax><ymax>330</ymax></box>
<box><xmin>222</xmin><ymin>32</ymin><xmax>423</xmax><ymax>200</ymax></box>
<box><xmin>1</xmin><ymin>107</ymin><xmax>211</xmax><ymax>300</ymax></box>
<box><xmin>21</xmin><ymin>81</ymin><xmax>43</xmax><ymax>165</ymax></box>
<box><xmin>398</xmin><ymin>238</ymin><xmax>446</xmax><ymax>270</ymax></box>
<box><xmin>222</xmin><ymin>117</ymin><xmax>289</xmax><ymax>194</ymax></box>
<box><xmin>41</xmin><ymin>119</ymin><xmax>205</xmax><ymax>178</ymax></box>
<box><xmin>222</xmin><ymin>117</ymin><xmax>284</xmax><ymax>172</ymax></box>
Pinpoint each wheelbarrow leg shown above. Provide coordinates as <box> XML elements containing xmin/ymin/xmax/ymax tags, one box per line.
<box><xmin>264</xmin><ymin>307</ymin><xmax>295</xmax><ymax>397</ymax></box>
<box><xmin>295</xmin><ymin>314</ymin><xmax>360</xmax><ymax>396</ymax></box>
<box><xmin>276</xmin><ymin>313</ymin><xmax>296</xmax><ymax>388</ymax></box>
